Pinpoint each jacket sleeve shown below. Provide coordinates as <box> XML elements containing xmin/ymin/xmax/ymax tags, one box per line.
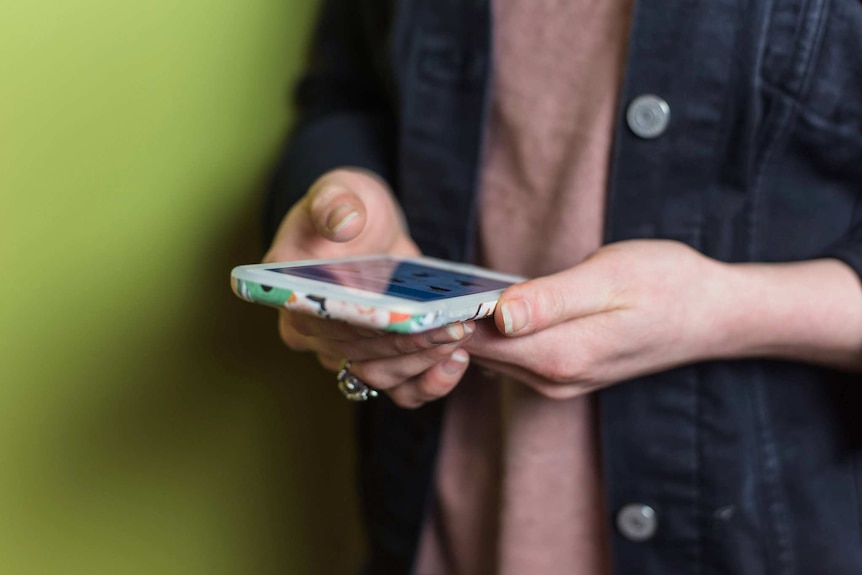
<box><xmin>823</xmin><ymin>226</ymin><xmax>862</xmax><ymax>280</ymax></box>
<box><xmin>262</xmin><ymin>0</ymin><xmax>396</xmax><ymax>244</ymax></box>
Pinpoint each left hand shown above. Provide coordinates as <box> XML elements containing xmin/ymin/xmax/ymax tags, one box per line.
<box><xmin>463</xmin><ymin>240</ymin><xmax>735</xmax><ymax>399</ymax></box>
<box><xmin>263</xmin><ymin>169</ymin><xmax>473</xmax><ymax>408</ymax></box>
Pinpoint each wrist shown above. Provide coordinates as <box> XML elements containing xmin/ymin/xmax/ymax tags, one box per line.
<box><xmin>705</xmin><ymin>258</ymin><xmax>862</xmax><ymax>369</ymax></box>
<box><xmin>684</xmin><ymin>256</ymin><xmax>748</xmax><ymax>362</ymax></box>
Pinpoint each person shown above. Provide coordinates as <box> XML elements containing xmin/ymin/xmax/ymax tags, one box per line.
<box><xmin>262</xmin><ymin>0</ymin><xmax>862</xmax><ymax>573</ymax></box>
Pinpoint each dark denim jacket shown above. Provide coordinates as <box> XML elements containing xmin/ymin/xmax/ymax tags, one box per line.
<box><xmin>265</xmin><ymin>1</ymin><xmax>862</xmax><ymax>573</ymax></box>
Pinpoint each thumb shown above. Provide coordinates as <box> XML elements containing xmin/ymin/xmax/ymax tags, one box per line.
<box><xmin>264</xmin><ymin>171</ymin><xmax>372</xmax><ymax>263</ymax></box>
<box><xmin>303</xmin><ymin>177</ymin><xmax>368</xmax><ymax>243</ymax></box>
<box><xmin>494</xmin><ymin>267</ymin><xmax>619</xmax><ymax>336</ymax></box>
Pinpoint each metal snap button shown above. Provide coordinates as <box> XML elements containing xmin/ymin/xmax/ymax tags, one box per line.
<box><xmin>626</xmin><ymin>95</ymin><xmax>671</xmax><ymax>139</ymax></box>
<box><xmin>616</xmin><ymin>503</ymin><xmax>658</xmax><ymax>542</ymax></box>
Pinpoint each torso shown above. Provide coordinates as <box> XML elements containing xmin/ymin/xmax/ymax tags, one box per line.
<box><xmin>416</xmin><ymin>0</ymin><xmax>635</xmax><ymax>572</ymax></box>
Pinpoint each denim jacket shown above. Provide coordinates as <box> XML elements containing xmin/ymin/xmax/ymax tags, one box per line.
<box><xmin>265</xmin><ymin>1</ymin><xmax>862</xmax><ymax>573</ymax></box>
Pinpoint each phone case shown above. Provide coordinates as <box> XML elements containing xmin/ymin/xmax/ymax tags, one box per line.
<box><xmin>232</xmin><ymin>276</ymin><xmax>500</xmax><ymax>334</ymax></box>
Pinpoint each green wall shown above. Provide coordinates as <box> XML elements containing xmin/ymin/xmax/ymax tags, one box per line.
<box><xmin>1</xmin><ymin>0</ymin><xmax>364</xmax><ymax>572</ymax></box>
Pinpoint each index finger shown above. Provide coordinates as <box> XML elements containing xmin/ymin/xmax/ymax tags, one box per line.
<box><xmin>280</xmin><ymin>310</ymin><xmax>382</xmax><ymax>342</ymax></box>
<box><xmin>494</xmin><ymin>265</ymin><xmax>623</xmax><ymax>336</ymax></box>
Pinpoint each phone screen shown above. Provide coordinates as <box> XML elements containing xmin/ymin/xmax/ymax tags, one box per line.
<box><xmin>267</xmin><ymin>258</ymin><xmax>514</xmax><ymax>302</ymax></box>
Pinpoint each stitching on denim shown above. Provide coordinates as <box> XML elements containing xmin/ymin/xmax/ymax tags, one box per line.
<box><xmin>748</xmin><ymin>0</ymin><xmax>776</xmax><ymax>262</ymax></box>
<box><xmin>749</xmin><ymin>6</ymin><xmax>832</xmax><ymax>575</ymax></box>
<box><xmin>753</xmin><ymin>372</ymin><xmax>795</xmax><ymax>575</ymax></box>
<box><xmin>748</xmin><ymin>93</ymin><xmax>792</xmax><ymax>262</ymax></box>
<box><xmin>786</xmin><ymin>0</ymin><xmax>812</xmax><ymax>92</ymax></box>
<box><xmin>701</xmin><ymin>0</ymin><xmax>748</xmax><ymax>260</ymax></box>
<box><xmin>463</xmin><ymin>0</ymin><xmax>492</xmax><ymax>265</ymax></box>
<box><xmin>747</xmin><ymin>48</ymin><xmax>795</xmax><ymax>575</ymax></box>
<box><xmin>795</xmin><ymin>0</ymin><xmax>829</xmax><ymax>102</ymax></box>
<box><xmin>749</xmin><ymin>0</ymin><xmax>828</xmax><ymax>258</ymax></box>
<box><xmin>853</xmin><ymin>455</ymin><xmax>862</xmax><ymax>547</ymax></box>
<box><xmin>760</xmin><ymin>79</ymin><xmax>862</xmax><ymax>145</ymax></box>
<box><xmin>694</xmin><ymin>367</ymin><xmax>704</xmax><ymax>575</ymax></box>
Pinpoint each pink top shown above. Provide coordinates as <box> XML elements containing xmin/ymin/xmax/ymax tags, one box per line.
<box><xmin>415</xmin><ymin>0</ymin><xmax>634</xmax><ymax>574</ymax></box>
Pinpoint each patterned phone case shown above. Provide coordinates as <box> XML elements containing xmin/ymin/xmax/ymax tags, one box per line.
<box><xmin>232</xmin><ymin>277</ymin><xmax>499</xmax><ymax>334</ymax></box>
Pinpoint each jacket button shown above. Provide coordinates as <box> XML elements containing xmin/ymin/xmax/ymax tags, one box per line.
<box><xmin>626</xmin><ymin>95</ymin><xmax>670</xmax><ymax>139</ymax></box>
<box><xmin>616</xmin><ymin>503</ymin><xmax>658</xmax><ymax>542</ymax></box>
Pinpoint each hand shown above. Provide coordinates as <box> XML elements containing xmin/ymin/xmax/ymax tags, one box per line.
<box><xmin>265</xmin><ymin>168</ymin><xmax>473</xmax><ymax>408</ymax></box>
<box><xmin>264</xmin><ymin>168</ymin><xmax>419</xmax><ymax>262</ymax></box>
<box><xmin>463</xmin><ymin>240</ymin><xmax>733</xmax><ymax>399</ymax></box>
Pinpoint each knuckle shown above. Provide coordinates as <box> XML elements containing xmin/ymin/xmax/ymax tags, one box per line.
<box><xmin>278</xmin><ymin>321</ymin><xmax>308</xmax><ymax>351</ymax></box>
<box><xmin>533</xmin><ymin>352</ymin><xmax>598</xmax><ymax>396</ymax></box>
<box><xmin>387</xmin><ymin>388</ymin><xmax>424</xmax><ymax>410</ymax></box>
<box><xmin>316</xmin><ymin>353</ymin><xmax>341</xmax><ymax>372</ymax></box>
<box><xmin>530</xmin><ymin>382</ymin><xmax>584</xmax><ymax>401</ymax></box>
<box><xmin>323</xmin><ymin>341</ymin><xmax>349</xmax><ymax>361</ymax></box>
<box><xmin>536</xmin><ymin>343</ymin><xmax>597</xmax><ymax>385</ymax></box>
<box><xmin>428</xmin><ymin>342</ymin><xmax>461</xmax><ymax>361</ymax></box>
<box><xmin>320</xmin><ymin>168</ymin><xmax>358</xmax><ymax>186</ymax></box>
<box><xmin>286</xmin><ymin>313</ymin><xmax>313</xmax><ymax>337</ymax></box>
<box><xmin>538</xmin><ymin>356</ymin><xmax>578</xmax><ymax>385</ymax></box>
<box><xmin>535</xmin><ymin>287</ymin><xmax>567</xmax><ymax>326</ymax></box>
<box><xmin>417</xmin><ymin>374</ymin><xmax>458</xmax><ymax>401</ymax></box>
<box><xmin>392</xmin><ymin>335</ymin><xmax>421</xmax><ymax>356</ymax></box>
<box><xmin>350</xmin><ymin>361</ymin><xmax>397</xmax><ymax>390</ymax></box>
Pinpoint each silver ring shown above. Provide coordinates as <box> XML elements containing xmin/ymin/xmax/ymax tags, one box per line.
<box><xmin>337</xmin><ymin>361</ymin><xmax>379</xmax><ymax>402</ymax></box>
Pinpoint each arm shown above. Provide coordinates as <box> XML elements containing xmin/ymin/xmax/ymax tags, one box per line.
<box><xmin>715</xmin><ymin>258</ymin><xmax>862</xmax><ymax>371</ymax></box>
<box><xmin>463</xmin><ymin>240</ymin><xmax>862</xmax><ymax>399</ymax></box>
<box><xmin>263</xmin><ymin>0</ymin><xmax>396</xmax><ymax>244</ymax></box>
<box><xmin>261</xmin><ymin>1</ymin><xmax>474</xmax><ymax>408</ymax></box>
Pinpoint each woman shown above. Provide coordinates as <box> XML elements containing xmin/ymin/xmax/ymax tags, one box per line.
<box><xmin>263</xmin><ymin>0</ymin><xmax>862</xmax><ymax>573</ymax></box>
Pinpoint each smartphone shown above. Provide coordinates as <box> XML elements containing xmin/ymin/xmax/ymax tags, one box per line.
<box><xmin>231</xmin><ymin>255</ymin><xmax>525</xmax><ymax>333</ymax></box>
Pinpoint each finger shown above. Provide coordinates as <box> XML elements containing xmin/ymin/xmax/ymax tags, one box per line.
<box><xmin>463</xmin><ymin>319</ymin><xmax>585</xmax><ymax>379</ymax></box>
<box><xmin>348</xmin><ymin>341</ymin><xmax>467</xmax><ymax>390</ymax></box>
<box><xmin>264</xmin><ymin>169</ymin><xmax>420</xmax><ymax>264</ymax></box>
<box><xmin>494</xmin><ymin>262</ymin><xmax>623</xmax><ymax>337</ymax></box>
<box><xmin>264</xmin><ymin>171</ymin><xmax>372</xmax><ymax>263</ymax></box>
<box><xmin>279</xmin><ymin>310</ymin><xmax>381</xmax><ymax>362</ymax></box>
<box><xmin>466</xmin><ymin>316</ymin><xmax>629</xmax><ymax>390</ymax></box>
<box><xmin>342</xmin><ymin>322</ymin><xmax>474</xmax><ymax>362</ymax></box>
<box><xmin>305</xmin><ymin>177</ymin><xmax>368</xmax><ymax>243</ymax></box>
<box><xmin>289</xmin><ymin>315</ymin><xmax>474</xmax><ymax>359</ymax></box>
<box><xmin>316</xmin><ymin>351</ymin><xmax>344</xmax><ymax>372</ymax></box>
<box><xmin>469</xmin><ymin>356</ymin><xmax>597</xmax><ymax>400</ymax></box>
<box><xmin>387</xmin><ymin>349</ymin><xmax>470</xmax><ymax>409</ymax></box>
<box><xmin>278</xmin><ymin>311</ymin><xmax>314</xmax><ymax>352</ymax></box>
<box><xmin>284</xmin><ymin>311</ymin><xmax>383</xmax><ymax>342</ymax></box>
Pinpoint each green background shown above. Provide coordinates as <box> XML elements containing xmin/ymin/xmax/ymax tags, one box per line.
<box><xmin>0</xmin><ymin>0</ymin><xmax>364</xmax><ymax>572</ymax></box>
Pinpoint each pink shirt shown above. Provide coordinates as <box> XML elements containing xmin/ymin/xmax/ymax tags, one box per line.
<box><xmin>416</xmin><ymin>0</ymin><xmax>634</xmax><ymax>573</ymax></box>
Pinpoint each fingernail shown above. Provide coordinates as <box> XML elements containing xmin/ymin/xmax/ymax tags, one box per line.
<box><xmin>327</xmin><ymin>204</ymin><xmax>359</xmax><ymax>234</ymax></box>
<box><xmin>445</xmin><ymin>324</ymin><xmax>464</xmax><ymax>341</ymax></box>
<box><xmin>500</xmin><ymin>300</ymin><xmax>528</xmax><ymax>334</ymax></box>
<box><xmin>441</xmin><ymin>349</ymin><xmax>469</xmax><ymax>374</ymax></box>
<box><xmin>462</xmin><ymin>322</ymin><xmax>474</xmax><ymax>335</ymax></box>
<box><xmin>427</xmin><ymin>324</ymin><xmax>464</xmax><ymax>345</ymax></box>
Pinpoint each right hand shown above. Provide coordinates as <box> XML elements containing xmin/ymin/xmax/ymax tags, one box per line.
<box><xmin>264</xmin><ymin>168</ymin><xmax>474</xmax><ymax>408</ymax></box>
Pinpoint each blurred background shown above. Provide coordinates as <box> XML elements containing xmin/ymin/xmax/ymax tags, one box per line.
<box><xmin>0</xmin><ymin>0</ymin><xmax>365</xmax><ymax>572</ymax></box>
